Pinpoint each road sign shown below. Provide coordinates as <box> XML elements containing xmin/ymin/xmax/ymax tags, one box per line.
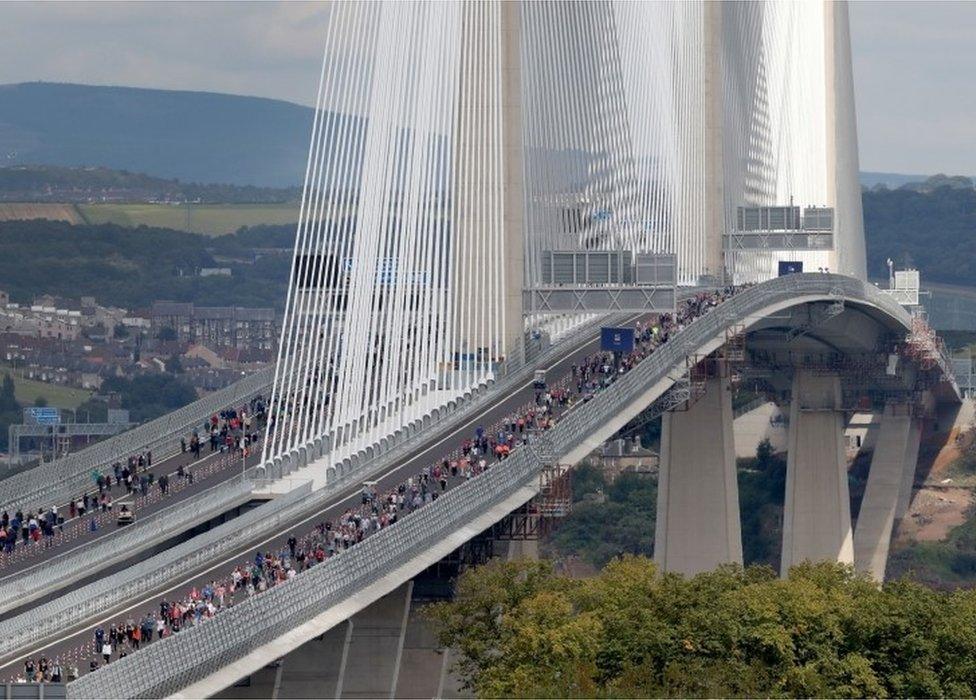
<box><xmin>25</xmin><ymin>407</ymin><xmax>61</xmax><ymax>426</ymax></box>
<box><xmin>778</xmin><ymin>260</ymin><xmax>803</xmax><ymax>276</ymax></box>
<box><xmin>601</xmin><ymin>327</ymin><xmax>635</xmax><ymax>353</ymax></box>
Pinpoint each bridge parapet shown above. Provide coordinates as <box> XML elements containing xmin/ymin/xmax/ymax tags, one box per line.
<box><xmin>64</xmin><ymin>273</ymin><xmax>956</xmax><ymax>699</ymax></box>
<box><xmin>0</xmin><ymin>366</ymin><xmax>274</xmax><ymax>515</ymax></box>
<box><xmin>0</xmin><ymin>473</ymin><xmax>254</xmax><ymax>618</ymax></box>
<box><xmin>0</xmin><ymin>477</ymin><xmax>310</xmax><ymax>667</ymax></box>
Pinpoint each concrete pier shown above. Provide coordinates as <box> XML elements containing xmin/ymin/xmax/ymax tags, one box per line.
<box><xmin>895</xmin><ymin>420</ymin><xmax>923</xmax><ymax>522</ymax></box>
<box><xmin>338</xmin><ymin>582</ymin><xmax>413</xmax><ymax>699</ymax></box>
<box><xmin>853</xmin><ymin>405</ymin><xmax>917</xmax><ymax>582</ymax></box>
<box><xmin>780</xmin><ymin>371</ymin><xmax>854</xmax><ymax>576</ymax></box>
<box><xmin>655</xmin><ymin>376</ymin><xmax>742</xmax><ymax>575</ymax></box>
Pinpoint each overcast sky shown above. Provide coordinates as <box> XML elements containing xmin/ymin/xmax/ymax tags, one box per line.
<box><xmin>0</xmin><ymin>1</ymin><xmax>972</xmax><ymax>176</ymax></box>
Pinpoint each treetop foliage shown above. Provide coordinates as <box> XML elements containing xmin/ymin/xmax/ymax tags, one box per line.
<box><xmin>428</xmin><ymin>557</ymin><xmax>976</xmax><ymax>698</ymax></box>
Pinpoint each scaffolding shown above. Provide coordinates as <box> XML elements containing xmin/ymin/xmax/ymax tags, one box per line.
<box><xmin>492</xmin><ymin>463</ymin><xmax>573</xmax><ymax>540</ymax></box>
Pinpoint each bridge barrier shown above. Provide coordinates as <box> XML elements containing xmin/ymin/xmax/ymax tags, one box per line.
<box><xmin>67</xmin><ymin>437</ymin><xmax>548</xmax><ymax>699</ymax></box>
<box><xmin>64</xmin><ymin>273</ymin><xmax>958</xmax><ymax>699</ymax></box>
<box><xmin>0</xmin><ymin>312</ymin><xmax>607</xmax><ymax>690</ymax></box>
<box><xmin>280</xmin><ymin>312</ymin><xmax>629</xmax><ymax>492</ymax></box>
<box><xmin>2</xmin><ymin>312</ymin><xmax>626</xmax><ymax>678</ymax></box>
<box><xmin>0</xmin><ymin>475</ymin><xmax>255</xmax><ymax>617</ymax></box>
<box><xmin>0</xmin><ymin>366</ymin><xmax>274</xmax><ymax>516</ymax></box>
<box><xmin>0</xmin><ymin>476</ymin><xmax>310</xmax><ymax>666</ymax></box>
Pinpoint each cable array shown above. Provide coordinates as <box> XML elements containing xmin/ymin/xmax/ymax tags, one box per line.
<box><xmin>521</xmin><ymin>1</ymin><xmax>710</xmax><ymax>290</ymax></box>
<box><xmin>264</xmin><ymin>0</ymin><xmax>867</xmax><ymax>467</ymax></box>
<box><xmin>265</xmin><ymin>1</ymin><xmax>510</xmax><ymax>466</ymax></box>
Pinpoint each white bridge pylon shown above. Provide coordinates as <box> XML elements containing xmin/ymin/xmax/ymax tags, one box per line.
<box><xmin>264</xmin><ymin>0</ymin><xmax>868</xmax><ymax>472</ymax></box>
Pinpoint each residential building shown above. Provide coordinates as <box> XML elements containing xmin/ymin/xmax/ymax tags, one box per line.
<box><xmin>150</xmin><ymin>302</ymin><xmax>277</xmax><ymax>351</ymax></box>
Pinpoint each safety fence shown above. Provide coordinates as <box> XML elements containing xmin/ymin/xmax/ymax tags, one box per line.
<box><xmin>0</xmin><ymin>476</ymin><xmax>310</xmax><ymax>669</ymax></box>
<box><xmin>0</xmin><ymin>367</ymin><xmax>273</xmax><ymax>517</ymax></box>
<box><xmin>0</xmin><ymin>313</ymin><xmax>616</xmax><ymax>678</ymax></box>
<box><xmin>0</xmin><ymin>473</ymin><xmax>255</xmax><ymax>617</ymax></box>
<box><xmin>65</xmin><ymin>273</ymin><xmax>926</xmax><ymax>698</ymax></box>
<box><xmin>253</xmin><ymin>313</ymin><xmax>627</xmax><ymax>484</ymax></box>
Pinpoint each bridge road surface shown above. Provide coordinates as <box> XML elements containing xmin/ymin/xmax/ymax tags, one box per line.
<box><xmin>0</xmin><ymin>431</ymin><xmax>264</xmax><ymax>582</ymax></box>
<box><xmin>1</xmin><ymin>314</ymin><xmax>645</xmax><ymax>682</ymax></box>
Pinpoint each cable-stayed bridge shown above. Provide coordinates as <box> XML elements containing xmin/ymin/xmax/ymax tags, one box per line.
<box><xmin>0</xmin><ymin>2</ymin><xmax>965</xmax><ymax>698</ymax></box>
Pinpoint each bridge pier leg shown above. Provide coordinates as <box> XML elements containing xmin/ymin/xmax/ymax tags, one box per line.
<box><xmin>780</xmin><ymin>371</ymin><xmax>854</xmax><ymax>576</ymax></box>
<box><xmin>854</xmin><ymin>405</ymin><xmax>919</xmax><ymax>582</ymax></box>
<box><xmin>655</xmin><ymin>376</ymin><xmax>742</xmax><ymax>575</ymax></box>
<box><xmin>895</xmin><ymin>419</ymin><xmax>923</xmax><ymax>522</ymax></box>
<box><xmin>337</xmin><ymin>581</ymin><xmax>413</xmax><ymax>699</ymax></box>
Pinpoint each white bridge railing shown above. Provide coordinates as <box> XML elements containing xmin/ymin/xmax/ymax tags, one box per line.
<box><xmin>0</xmin><ymin>367</ymin><xmax>274</xmax><ymax>515</ymax></box>
<box><xmin>66</xmin><ymin>273</ymin><xmax>950</xmax><ymax>699</ymax></box>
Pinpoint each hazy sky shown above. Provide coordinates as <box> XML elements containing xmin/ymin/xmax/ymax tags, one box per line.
<box><xmin>0</xmin><ymin>1</ymin><xmax>972</xmax><ymax>176</ymax></box>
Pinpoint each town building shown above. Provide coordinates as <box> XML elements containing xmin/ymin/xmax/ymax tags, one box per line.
<box><xmin>150</xmin><ymin>302</ymin><xmax>277</xmax><ymax>351</ymax></box>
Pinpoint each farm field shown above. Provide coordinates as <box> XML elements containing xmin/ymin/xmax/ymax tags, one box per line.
<box><xmin>0</xmin><ymin>202</ymin><xmax>84</xmax><ymax>224</ymax></box>
<box><xmin>76</xmin><ymin>202</ymin><xmax>300</xmax><ymax>235</ymax></box>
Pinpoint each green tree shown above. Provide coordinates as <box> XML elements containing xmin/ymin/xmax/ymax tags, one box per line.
<box><xmin>100</xmin><ymin>374</ymin><xmax>196</xmax><ymax>423</ymax></box>
<box><xmin>156</xmin><ymin>326</ymin><xmax>178</xmax><ymax>342</ymax></box>
<box><xmin>165</xmin><ymin>354</ymin><xmax>183</xmax><ymax>374</ymax></box>
<box><xmin>112</xmin><ymin>323</ymin><xmax>130</xmax><ymax>339</ymax></box>
<box><xmin>429</xmin><ymin>558</ymin><xmax>976</xmax><ymax>699</ymax></box>
<box><xmin>549</xmin><ymin>469</ymin><xmax>655</xmax><ymax>567</ymax></box>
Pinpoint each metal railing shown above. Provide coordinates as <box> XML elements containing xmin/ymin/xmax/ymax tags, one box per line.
<box><xmin>67</xmin><ymin>273</ymin><xmax>927</xmax><ymax>698</ymax></box>
<box><xmin>0</xmin><ymin>313</ymin><xmax>617</xmax><ymax>675</ymax></box>
<box><xmin>0</xmin><ymin>476</ymin><xmax>255</xmax><ymax>616</ymax></box>
<box><xmin>255</xmin><ymin>313</ymin><xmax>627</xmax><ymax>484</ymax></box>
<box><xmin>0</xmin><ymin>474</ymin><xmax>311</xmax><ymax>667</ymax></box>
<box><xmin>0</xmin><ymin>367</ymin><xmax>273</xmax><ymax>515</ymax></box>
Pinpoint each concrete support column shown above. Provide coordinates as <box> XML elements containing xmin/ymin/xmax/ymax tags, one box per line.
<box><xmin>853</xmin><ymin>405</ymin><xmax>917</xmax><ymax>582</ymax></box>
<box><xmin>655</xmin><ymin>376</ymin><xmax>742</xmax><ymax>575</ymax></box>
<box><xmin>780</xmin><ymin>371</ymin><xmax>853</xmax><ymax>576</ymax></box>
<box><xmin>895</xmin><ymin>419</ymin><xmax>923</xmax><ymax>522</ymax></box>
<box><xmin>337</xmin><ymin>582</ymin><xmax>413</xmax><ymax>699</ymax></box>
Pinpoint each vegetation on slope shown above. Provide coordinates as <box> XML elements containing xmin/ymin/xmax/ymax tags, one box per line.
<box><xmin>0</xmin><ymin>164</ymin><xmax>300</xmax><ymax>203</ymax></box>
<box><xmin>863</xmin><ymin>181</ymin><xmax>976</xmax><ymax>286</ymax></box>
<box><xmin>0</xmin><ymin>82</ymin><xmax>314</xmax><ymax>187</ymax></box>
<box><xmin>0</xmin><ymin>220</ymin><xmax>293</xmax><ymax>309</ymax></box>
<box><xmin>429</xmin><ymin>557</ymin><xmax>976</xmax><ymax>699</ymax></box>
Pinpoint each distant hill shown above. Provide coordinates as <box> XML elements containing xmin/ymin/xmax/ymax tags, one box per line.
<box><xmin>863</xmin><ymin>185</ymin><xmax>976</xmax><ymax>287</ymax></box>
<box><xmin>0</xmin><ymin>164</ymin><xmax>299</xmax><ymax>203</ymax></box>
<box><xmin>2</xmin><ymin>81</ymin><xmax>960</xmax><ymax>195</ymax></box>
<box><xmin>859</xmin><ymin>171</ymin><xmax>930</xmax><ymax>188</ymax></box>
<box><xmin>0</xmin><ymin>82</ymin><xmax>315</xmax><ymax>187</ymax></box>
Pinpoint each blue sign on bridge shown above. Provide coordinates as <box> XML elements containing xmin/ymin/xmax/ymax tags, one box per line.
<box><xmin>778</xmin><ymin>260</ymin><xmax>803</xmax><ymax>276</ymax></box>
<box><xmin>601</xmin><ymin>327</ymin><xmax>635</xmax><ymax>353</ymax></box>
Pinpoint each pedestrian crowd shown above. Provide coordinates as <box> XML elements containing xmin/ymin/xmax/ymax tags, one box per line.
<box><xmin>0</xmin><ymin>398</ymin><xmax>266</xmax><ymax>567</ymax></box>
<box><xmin>11</xmin><ymin>289</ymin><xmax>740</xmax><ymax>683</ymax></box>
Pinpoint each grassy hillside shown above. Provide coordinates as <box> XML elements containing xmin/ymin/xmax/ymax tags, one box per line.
<box><xmin>0</xmin><ymin>219</ymin><xmax>293</xmax><ymax>309</ymax></box>
<box><xmin>0</xmin><ymin>369</ymin><xmax>92</xmax><ymax>410</ymax></box>
<box><xmin>77</xmin><ymin>202</ymin><xmax>299</xmax><ymax>236</ymax></box>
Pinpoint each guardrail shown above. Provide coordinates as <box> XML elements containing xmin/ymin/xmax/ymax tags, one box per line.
<box><xmin>0</xmin><ymin>475</ymin><xmax>255</xmax><ymax>616</ymax></box>
<box><xmin>0</xmin><ymin>475</ymin><xmax>311</xmax><ymax>667</ymax></box>
<box><xmin>255</xmin><ymin>312</ymin><xmax>628</xmax><ymax>484</ymax></box>
<box><xmin>0</xmin><ymin>312</ymin><xmax>620</xmax><ymax>678</ymax></box>
<box><xmin>0</xmin><ymin>366</ymin><xmax>273</xmax><ymax>515</ymax></box>
<box><xmin>67</xmin><ymin>273</ymin><xmax>922</xmax><ymax>698</ymax></box>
